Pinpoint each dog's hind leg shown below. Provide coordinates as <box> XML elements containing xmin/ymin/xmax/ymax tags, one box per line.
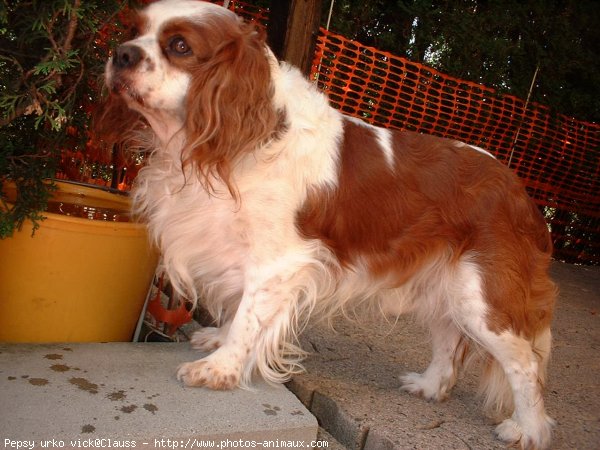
<box><xmin>450</xmin><ymin>261</ymin><xmax>554</xmax><ymax>450</ymax></box>
<box><xmin>479</xmin><ymin>327</ymin><xmax>554</xmax><ymax>450</ymax></box>
<box><xmin>475</xmin><ymin>330</ymin><xmax>553</xmax><ymax>450</ymax></box>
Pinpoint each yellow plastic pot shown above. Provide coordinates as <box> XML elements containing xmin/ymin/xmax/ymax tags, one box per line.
<box><xmin>0</xmin><ymin>181</ymin><xmax>158</xmax><ymax>342</ymax></box>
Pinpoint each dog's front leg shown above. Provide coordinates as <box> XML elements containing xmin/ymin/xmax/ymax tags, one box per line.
<box><xmin>177</xmin><ymin>262</ymin><xmax>309</xmax><ymax>389</ymax></box>
<box><xmin>176</xmin><ymin>288</ymin><xmax>261</xmax><ymax>389</ymax></box>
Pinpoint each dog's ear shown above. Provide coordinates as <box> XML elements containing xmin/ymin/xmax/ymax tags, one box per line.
<box><xmin>183</xmin><ymin>21</ymin><xmax>279</xmax><ymax>199</ymax></box>
<box><xmin>93</xmin><ymin>92</ymin><xmax>146</xmax><ymax>150</ymax></box>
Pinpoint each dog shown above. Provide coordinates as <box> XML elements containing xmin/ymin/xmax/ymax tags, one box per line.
<box><xmin>100</xmin><ymin>1</ymin><xmax>557</xmax><ymax>448</ymax></box>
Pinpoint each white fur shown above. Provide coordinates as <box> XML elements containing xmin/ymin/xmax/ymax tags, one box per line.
<box><xmin>375</xmin><ymin>126</ymin><xmax>396</xmax><ymax>170</ymax></box>
<box><xmin>454</xmin><ymin>141</ymin><xmax>496</xmax><ymax>159</ymax></box>
<box><xmin>344</xmin><ymin>115</ymin><xmax>395</xmax><ymax>170</ymax></box>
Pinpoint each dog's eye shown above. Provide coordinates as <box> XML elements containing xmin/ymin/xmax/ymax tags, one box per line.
<box><xmin>168</xmin><ymin>36</ymin><xmax>191</xmax><ymax>55</ymax></box>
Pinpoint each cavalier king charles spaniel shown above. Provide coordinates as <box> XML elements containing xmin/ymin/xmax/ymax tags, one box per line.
<box><xmin>101</xmin><ymin>1</ymin><xmax>556</xmax><ymax>448</ymax></box>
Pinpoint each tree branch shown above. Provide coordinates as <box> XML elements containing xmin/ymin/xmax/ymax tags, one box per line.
<box><xmin>63</xmin><ymin>0</ymin><xmax>82</xmax><ymax>56</ymax></box>
<box><xmin>3</xmin><ymin>0</ymin><xmax>82</xmax><ymax>127</ymax></box>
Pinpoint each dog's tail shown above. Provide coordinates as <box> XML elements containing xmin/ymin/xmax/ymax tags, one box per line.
<box><xmin>478</xmin><ymin>327</ymin><xmax>552</xmax><ymax>419</ymax></box>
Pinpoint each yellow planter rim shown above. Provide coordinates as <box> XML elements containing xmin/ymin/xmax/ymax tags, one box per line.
<box><xmin>5</xmin><ymin>180</ymin><xmax>147</xmax><ymax>235</ymax></box>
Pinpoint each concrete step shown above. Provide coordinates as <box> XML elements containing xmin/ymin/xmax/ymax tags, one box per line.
<box><xmin>0</xmin><ymin>343</ymin><xmax>317</xmax><ymax>449</ymax></box>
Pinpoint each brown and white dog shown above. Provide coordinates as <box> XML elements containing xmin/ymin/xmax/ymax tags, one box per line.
<box><xmin>101</xmin><ymin>1</ymin><xmax>557</xmax><ymax>448</ymax></box>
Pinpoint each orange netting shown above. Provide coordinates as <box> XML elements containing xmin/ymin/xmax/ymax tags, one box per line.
<box><xmin>310</xmin><ymin>29</ymin><xmax>600</xmax><ymax>265</ymax></box>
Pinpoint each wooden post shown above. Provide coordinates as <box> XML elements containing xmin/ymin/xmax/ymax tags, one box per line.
<box><xmin>267</xmin><ymin>0</ymin><xmax>322</xmax><ymax>75</ymax></box>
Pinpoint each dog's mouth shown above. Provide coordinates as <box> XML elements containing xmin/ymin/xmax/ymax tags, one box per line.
<box><xmin>108</xmin><ymin>69</ymin><xmax>145</xmax><ymax>107</ymax></box>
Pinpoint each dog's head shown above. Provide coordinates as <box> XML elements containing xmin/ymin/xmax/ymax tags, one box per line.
<box><xmin>102</xmin><ymin>0</ymin><xmax>280</xmax><ymax>195</ymax></box>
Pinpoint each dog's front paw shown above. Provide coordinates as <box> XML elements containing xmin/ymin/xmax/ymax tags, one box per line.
<box><xmin>495</xmin><ymin>418</ymin><xmax>523</xmax><ymax>446</ymax></box>
<box><xmin>177</xmin><ymin>354</ymin><xmax>241</xmax><ymax>390</ymax></box>
<box><xmin>190</xmin><ymin>327</ymin><xmax>225</xmax><ymax>352</ymax></box>
<box><xmin>400</xmin><ymin>371</ymin><xmax>450</xmax><ymax>402</ymax></box>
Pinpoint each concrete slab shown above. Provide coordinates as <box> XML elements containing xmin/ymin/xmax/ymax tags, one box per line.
<box><xmin>0</xmin><ymin>343</ymin><xmax>317</xmax><ymax>449</ymax></box>
<box><xmin>288</xmin><ymin>261</ymin><xmax>600</xmax><ymax>449</ymax></box>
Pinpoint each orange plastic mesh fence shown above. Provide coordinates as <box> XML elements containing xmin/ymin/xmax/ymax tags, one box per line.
<box><xmin>310</xmin><ymin>28</ymin><xmax>600</xmax><ymax>265</ymax></box>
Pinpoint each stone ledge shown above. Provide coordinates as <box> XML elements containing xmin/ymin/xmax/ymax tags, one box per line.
<box><xmin>0</xmin><ymin>342</ymin><xmax>317</xmax><ymax>448</ymax></box>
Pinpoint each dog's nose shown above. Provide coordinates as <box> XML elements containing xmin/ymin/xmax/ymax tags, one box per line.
<box><xmin>113</xmin><ymin>44</ymin><xmax>143</xmax><ymax>69</ymax></box>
